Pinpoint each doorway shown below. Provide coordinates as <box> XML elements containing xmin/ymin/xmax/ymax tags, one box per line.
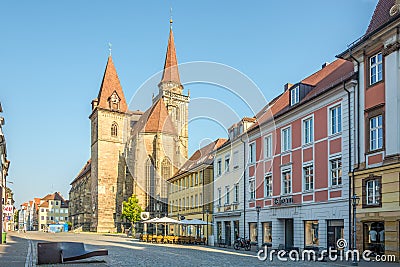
<box><xmin>327</xmin><ymin>219</ymin><xmax>344</xmax><ymax>250</ymax></box>
<box><xmin>285</xmin><ymin>219</ymin><xmax>294</xmax><ymax>249</ymax></box>
<box><xmin>225</xmin><ymin>221</ymin><xmax>231</xmax><ymax>246</ymax></box>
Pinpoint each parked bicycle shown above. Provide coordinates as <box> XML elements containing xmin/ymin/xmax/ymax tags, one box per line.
<box><xmin>233</xmin><ymin>237</ymin><xmax>251</xmax><ymax>251</ymax></box>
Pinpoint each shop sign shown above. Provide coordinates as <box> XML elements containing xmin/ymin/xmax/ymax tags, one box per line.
<box><xmin>273</xmin><ymin>196</ymin><xmax>293</xmax><ymax>205</ymax></box>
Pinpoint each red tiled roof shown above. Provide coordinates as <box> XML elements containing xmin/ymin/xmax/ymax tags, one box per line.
<box><xmin>41</xmin><ymin>192</ymin><xmax>65</xmax><ymax>202</ymax></box>
<box><xmin>96</xmin><ymin>56</ymin><xmax>128</xmax><ymax>112</ymax></box>
<box><xmin>70</xmin><ymin>159</ymin><xmax>91</xmax><ymax>185</ymax></box>
<box><xmin>172</xmin><ymin>138</ymin><xmax>227</xmax><ymax>178</ymax></box>
<box><xmin>131</xmin><ymin>98</ymin><xmax>176</xmax><ymax>135</ymax></box>
<box><xmin>39</xmin><ymin>201</ymin><xmax>49</xmax><ymax>208</ymax></box>
<box><xmin>160</xmin><ymin>27</ymin><xmax>181</xmax><ymax>84</ymax></box>
<box><xmin>366</xmin><ymin>0</ymin><xmax>398</xmax><ymax>35</ymax></box>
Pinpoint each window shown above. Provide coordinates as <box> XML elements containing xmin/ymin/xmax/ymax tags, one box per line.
<box><xmin>303</xmin><ymin>117</ymin><xmax>313</xmax><ymax>145</ymax></box>
<box><xmin>217</xmin><ymin>159</ymin><xmax>222</xmax><ymax>176</ymax></box>
<box><xmin>363</xmin><ymin>177</ymin><xmax>381</xmax><ymax>206</ymax></box>
<box><xmin>330</xmin><ymin>105</ymin><xmax>342</xmax><ymax>135</ymax></box>
<box><xmin>225</xmin><ymin>186</ymin><xmax>230</xmax><ymax>204</ymax></box>
<box><xmin>249</xmin><ymin>143</ymin><xmax>256</xmax><ymax>164</ymax></box>
<box><xmin>176</xmin><ymin>106</ymin><xmax>180</xmax><ymax>121</ymax></box>
<box><xmin>41</xmin><ymin>208</ymin><xmax>44</xmax><ymax>212</ymax></box>
<box><xmin>330</xmin><ymin>158</ymin><xmax>342</xmax><ymax>186</ymax></box>
<box><xmin>195</xmin><ymin>194</ymin><xmax>198</xmax><ymax>207</ymax></box>
<box><xmin>225</xmin><ymin>156</ymin><xmax>230</xmax><ymax>172</ymax></box>
<box><xmin>249</xmin><ymin>179</ymin><xmax>255</xmax><ymax>199</ymax></box>
<box><xmin>233</xmin><ymin>151</ymin><xmax>239</xmax><ymax>169</ymax></box>
<box><xmin>369</xmin><ymin>115</ymin><xmax>383</xmax><ymax>151</ymax></box>
<box><xmin>111</xmin><ymin>122</ymin><xmax>118</xmax><ymax>137</ymax></box>
<box><xmin>304</xmin><ymin>221</ymin><xmax>319</xmax><ymax>247</ymax></box>
<box><xmin>264</xmin><ymin>174</ymin><xmax>272</xmax><ymax>197</ymax></box>
<box><xmin>195</xmin><ymin>173</ymin><xmax>198</xmax><ymax>185</ymax></box>
<box><xmin>41</xmin><ymin>216</ymin><xmax>44</xmax><ymax>220</ymax></box>
<box><xmin>369</xmin><ymin>52</ymin><xmax>383</xmax><ymax>85</ymax></box>
<box><xmin>55</xmin><ymin>201</ymin><xmax>59</xmax><ymax>206</ymax></box>
<box><xmin>218</xmin><ymin>188</ymin><xmax>222</xmax><ymax>206</ymax></box>
<box><xmin>282</xmin><ymin>127</ymin><xmax>291</xmax><ymax>152</ymax></box>
<box><xmin>290</xmin><ymin>86</ymin><xmax>300</xmax><ymax>105</ymax></box>
<box><xmin>191</xmin><ymin>196</ymin><xmax>194</xmax><ymax>208</ymax></box>
<box><xmin>264</xmin><ymin>134</ymin><xmax>272</xmax><ymax>158</ymax></box>
<box><xmin>363</xmin><ymin>221</ymin><xmax>385</xmax><ymax>255</ymax></box>
<box><xmin>303</xmin><ymin>165</ymin><xmax>314</xmax><ymax>191</ymax></box>
<box><xmin>249</xmin><ymin>222</ymin><xmax>258</xmax><ymax>243</ymax></box>
<box><xmin>234</xmin><ymin>183</ymin><xmax>239</xmax><ymax>203</ymax></box>
<box><xmin>282</xmin><ymin>169</ymin><xmax>292</xmax><ymax>195</ymax></box>
<box><xmin>262</xmin><ymin>222</ymin><xmax>272</xmax><ymax>244</ymax></box>
<box><xmin>199</xmin><ymin>193</ymin><xmax>203</xmax><ymax>206</ymax></box>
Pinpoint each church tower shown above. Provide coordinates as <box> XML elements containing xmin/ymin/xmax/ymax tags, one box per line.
<box><xmin>154</xmin><ymin>20</ymin><xmax>189</xmax><ymax>160</ymax></box>
<box><xmin>89</xmin><ymin>56</ymin><xmax>130</xmax><ymax>232</ymax></box>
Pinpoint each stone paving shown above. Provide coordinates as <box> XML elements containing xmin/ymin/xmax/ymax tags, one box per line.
<box><xmin>0</xmin><ymin>231</ymin><xmax>398</xmax><ymax>267</ymax></box>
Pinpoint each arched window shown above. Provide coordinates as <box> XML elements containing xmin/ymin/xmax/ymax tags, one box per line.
<box><xmin>111</xmin><ymin>122</ymin><xmax>118</xmax><ymax>137</ymax></box>
<box><xmin>161</xmin><ymin>158</ymin><xmax>171</xmax><ymax>199</ymax></box>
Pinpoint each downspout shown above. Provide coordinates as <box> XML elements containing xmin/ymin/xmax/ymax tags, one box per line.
<box><xmin>343</xmin><ymin>81</ymin><xmax>352</xmax><ymax>249</ymax></box>
<box><xmin>240</xmin><ymin>134</ymin><xmax>246</xmax><ymax>239</ymax></box>
<box><xmin>348</xmin><ymin>49</ymin><xmax>360</xmax><ymax>250</ymax></box>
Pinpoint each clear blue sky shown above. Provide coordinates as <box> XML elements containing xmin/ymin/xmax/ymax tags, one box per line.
<box><xmin>0</xmin><ymin>0</ymin><xmax>378</xmax><ymax>206</ymax></box>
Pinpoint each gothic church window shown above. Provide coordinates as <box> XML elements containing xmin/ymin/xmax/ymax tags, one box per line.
<box><xmin>111</xmin><ymin>122</ymin><xmax>118</xmax><ymax>137</ymax></box>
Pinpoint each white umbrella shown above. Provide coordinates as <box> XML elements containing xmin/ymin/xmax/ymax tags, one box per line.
<box><xmin>155</xmin><ymin>216</ymin><xmax>181</xmax><ymax>236</ymax></box>
<box><xmin>143</xmin><ymin>217</ymin><xmax>159</xmax><ymax>235</ymax></box>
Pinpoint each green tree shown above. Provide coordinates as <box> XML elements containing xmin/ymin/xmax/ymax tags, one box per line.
<box><xmin>121</xmin><ymin>194</ymin><xmax>143</xmax><ymax>234</ymax></box>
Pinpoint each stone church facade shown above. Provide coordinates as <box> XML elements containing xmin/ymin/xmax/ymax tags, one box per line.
<box><xmin>69</xmin><ymin>23</ymin><xmax>189</xmax><ymax>232</ymax></box>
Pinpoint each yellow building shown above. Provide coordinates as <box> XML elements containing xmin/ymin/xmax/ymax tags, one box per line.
<box><xmin>38</xmin><ymin>192</ymin><xmax>69</xmax><ymax>231</ymax></box>
<box><xmin>339</xmin><ymin>0</ymin><xmax>400</xmax><ymax>260</ymax></box>
<box><xmin>168</xmin><ymin>139</ymin><xmax>226</xmax><ymax>240</ymax></box>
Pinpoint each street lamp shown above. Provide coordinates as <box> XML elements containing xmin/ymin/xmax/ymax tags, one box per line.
<box><xmin>351</xmin><ymin>194</ymin><xmax>360</xmax><ymax>266</ymax></box>
<box><xmin>256</xmin><ymin>206</ymin><xmax>261</xmax><ymax>249</ymax></box>
<box><xmin>205</xmin><ymin>209</ymin><xmax>209</xmax><ymax>246</ymax></box>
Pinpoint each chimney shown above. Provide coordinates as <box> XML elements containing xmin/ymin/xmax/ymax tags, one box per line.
<box><xmin>284</xmin><ymin>83</ymin><xmax>293</xmax><ymax>91</ymax></box>
<box><xmin>322</xmin><ymin>62</ymin><xmax>330</xmax><ymax>69</ymax></box>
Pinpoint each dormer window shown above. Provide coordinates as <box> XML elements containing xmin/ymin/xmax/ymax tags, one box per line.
<box><xmin>290</xmin><ymin>86</ymin><xmax>299</xmax><ymax>105</ymax></box>
<box><xmin>108</xmin><ymin>91</ymin><xmax>120</xmax><ymax>110</ymax></box>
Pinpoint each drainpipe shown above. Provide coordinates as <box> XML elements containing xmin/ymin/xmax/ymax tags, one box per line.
<box><xmin>348</xmin><ymin>49</ymin><xmax>361</xmax><ymax>250</ymax></box>
<box><xmin>240</xmin><ymin>134</ymin><xmax>246</xmax><ymax>240</ymax></box>
<box><xmin>343</xmin><ymin>81</ymin><xmax>352</xmax><ymax>250</ymax></box>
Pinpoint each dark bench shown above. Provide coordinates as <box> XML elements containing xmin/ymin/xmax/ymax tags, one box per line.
<box><xmin>37</xmin><ymin>242</ymin><xmax>108</xmax><ymax>265</ymax></box>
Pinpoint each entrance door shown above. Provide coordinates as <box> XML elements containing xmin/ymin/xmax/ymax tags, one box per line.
<box><xmin>327</xmin><ymin>220</ymin><xmax>344</xmax><ymax>250</ymax></box>
<box><xmin>285</xmin><ymin>219</ymin><xmax>294</xmax><ymax>249</ymax></box>
<box><xmin>225</xmin><ymin>221</ymin><xmax>231</xmax><ymax>246</ymax></box>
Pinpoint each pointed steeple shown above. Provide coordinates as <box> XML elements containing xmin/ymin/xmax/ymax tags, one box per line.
<box><xmin>159</xmin><ymin>21</ymin><xmax>182</xmax><ymax>91</ymax></box>
<box><xmin>95</xmin><ymin>56</ymin><xmax>128</xmax><ymax>112</ymax></box>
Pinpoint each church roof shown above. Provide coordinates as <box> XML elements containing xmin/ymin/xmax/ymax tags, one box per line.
<box><xmin>70</xmin><ymin>159</ymin><xmax>91</xmax><ymax>185</ymax></box>
<box><xmin>366</xmin><ymin>0</ymin><xmax>399</xmax><ymax>35</ymax></box>
<box><xmin>143</xmin><ymin>98</ymin><xmax>176</xmax><ymax>134</ymax></box>
<box><xmin>96</xmin><ymin>56</ymin><xmax>128</xmax><ymax>112</ymax></box>
<box><xmin>160</xmin><ymin>27</ymin><xmax>181</xmax><ymax>84</ymax></box>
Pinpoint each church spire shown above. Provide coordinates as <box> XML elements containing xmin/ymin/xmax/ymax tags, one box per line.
<box><xmin>94</xmin><ymin>55</ymin><xmax>128</xmax><ymax>112</ymax></box>
<box><xmin>159</xmin><ymin>19</ymin><xmax>182</xmax><ymax>90</ymax></box>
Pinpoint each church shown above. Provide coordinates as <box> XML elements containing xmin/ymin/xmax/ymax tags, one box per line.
<box><xmin>69</xmin><ymin>21</ymin><xmax>189</xmax><ymax>232</ymax></box>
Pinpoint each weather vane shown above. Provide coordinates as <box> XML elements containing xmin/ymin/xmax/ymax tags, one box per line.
<box><xmin>108</xmin><ymin>42</ymin><xmax>112</xmax><ymax>56</ymax></box>
<box><xmin>170</xmin><ymin>7</ymin><xmax>173</xmax><ymax>26</ymax></box>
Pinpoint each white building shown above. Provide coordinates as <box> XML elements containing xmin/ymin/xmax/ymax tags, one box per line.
<box><xmin>213</xmin><ymin>118</ymin><xmax>255</xmax><ymax>246</ymax></box>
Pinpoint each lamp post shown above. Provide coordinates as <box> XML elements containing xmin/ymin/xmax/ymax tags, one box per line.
<box><xmin>351</xmin><ymin>194</ymin><xmax>360</xmax><ymax>266</ymax></box>
<box><xmin>205</xmin><ymin>208</ymin><xmax>209</xmax><ymax>246</ymax></box>
<box><xmin>256</xmin><ymin>206</ymin><xmax>261</xmax><ymax>249</ymax></box>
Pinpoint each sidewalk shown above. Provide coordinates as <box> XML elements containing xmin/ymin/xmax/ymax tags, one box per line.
<box><xmin>0</xmin><ymin>231</ymin><xmax>33</xmax><ymax>267</ymax></box>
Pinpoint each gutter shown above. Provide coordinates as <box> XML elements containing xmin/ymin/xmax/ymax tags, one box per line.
<box><xmin>240</xmin><ymin>134</ymin><xmax>246</xmax><ymax>240</ymax></box>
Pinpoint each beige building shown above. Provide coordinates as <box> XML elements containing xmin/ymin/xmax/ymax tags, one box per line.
<box><xmin>70</xmin><ymin>21</ymin><xmax>189</xmax><ymax>232</ymax></box>
<box><xmin>339</xmin><ymin>0</ymin><xmax>400</xmax><ymax>259</ymax></box>
<box><xmin>38</xmin><ymin>192</ymin><xmax>69</xmax><ymax>230</ymax></box>
<box><xmin>168</xmin><ymin>139</ymin><xmax>226</xmax><ymax>240</ymax></box>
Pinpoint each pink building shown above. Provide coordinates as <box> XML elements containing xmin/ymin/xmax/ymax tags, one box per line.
<box><xmin>245</xmin><ymin>59</ymin><xmax>356</xmax><ymax>250</ymax></box>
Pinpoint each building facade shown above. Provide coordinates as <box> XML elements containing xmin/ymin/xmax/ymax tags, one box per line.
<box><xmin>70</xmin><ymin>21</ymin><xmax>189</xmax><ymax>232</ymax></box>
<box><xmin>244</xmin><ymin>59</ymin><xmax>356</xmax><ymax>250</ymax></box>
<box><xmin>213</xmin><ymin>118</ymin><xmax>255</xmax><ymax>246</ymax></box>
<box><xmin>38</xmin><ymin>192</ymin><xmax>69</xmax><ymax>230</ymax></box>
<box><xmin>0</xmin><ymin>102</ymin><xmax>10</xmax><ymax>241</ymax></box>
<box><xmin>168</xmin><ymin>139</ymin><xmax>226</xmax><ymax>241</ymax></box>
<box><xmin>339</xmin><ymin>0</ymin><xmax>400</xmax><ymax>259</ymax></box>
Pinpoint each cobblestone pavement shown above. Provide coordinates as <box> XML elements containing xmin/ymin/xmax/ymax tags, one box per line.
<box><xmin>1</xmin><ymin>231</ymin><xmax>398</xmax><ymax>267</ymax></box>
